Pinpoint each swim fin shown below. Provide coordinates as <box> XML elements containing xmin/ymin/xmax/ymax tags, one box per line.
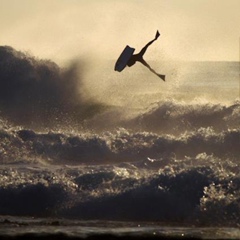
<box><xmin>158</xmin><ymin>74</ymin><xmax>165</xmax><ymax>81</ymax></box>
<box><xmin>155</xmin><ymin>30</ymin><xmax>160</xmax><ymax>40</ymax></box>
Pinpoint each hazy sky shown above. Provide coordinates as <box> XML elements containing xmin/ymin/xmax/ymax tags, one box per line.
<box><xmin>1</xmin><ymin>0</ymin><xmax>239</xmax><ymax>63</ymax></box>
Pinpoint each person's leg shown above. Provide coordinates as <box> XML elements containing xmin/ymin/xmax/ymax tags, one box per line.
<box><xmin>138</xmin><ymin>30</ymin><xmax>160</xmax><ymax>57</ymax></box>
<box><xmin>139</xmin><ymin>59</ymin><xmax>165</xmax><ymax>81</ymax></box>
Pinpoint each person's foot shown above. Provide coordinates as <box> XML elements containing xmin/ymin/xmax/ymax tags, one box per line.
<box><xmin>155</xmin><ymin>30</ymin><xmax>160</xmax><ymax>40</ymax></box>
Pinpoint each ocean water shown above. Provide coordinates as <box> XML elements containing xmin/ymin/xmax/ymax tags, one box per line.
<box><xmin>0</xmin><ymin>46</ymin><xmax>239</xmax><ymax>239</ymax></box>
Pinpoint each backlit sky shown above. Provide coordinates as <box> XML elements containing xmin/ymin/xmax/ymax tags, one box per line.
<box><xmin>1</xmin><ymin>0</ymin><xmax>239</xmax><ymax>63</ymax></box>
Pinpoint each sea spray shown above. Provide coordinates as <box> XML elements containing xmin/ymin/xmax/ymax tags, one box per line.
<box><xmin>0</xmin><ymin>46</ymin><xmax>239</xmax><ymax>227</ymax></box>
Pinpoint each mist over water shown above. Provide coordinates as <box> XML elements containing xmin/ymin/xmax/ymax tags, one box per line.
<box><xmin>0</xmin><ymin>46</ymin><xmax>239</xmax><ymax>229</ymax></box>
<box><xmin>0</xmin><ymin>46</ymin><xmax>107</xmax><ymax>129</ymax></box>
<box><xmin>0</xmin><ymin>46</ymin><xmax>238</xmax><ymax>130</ymax></box>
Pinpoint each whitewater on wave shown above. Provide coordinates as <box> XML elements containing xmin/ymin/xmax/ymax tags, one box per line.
<box><xmin>0</xmin><ymin>115</ymin><xmax>239</xmax><ymax>226</ymax></box>
<box><xmin>0</xmin><ymin>46</ymin><xmax>239</xmax><ymax>227</ymax></box>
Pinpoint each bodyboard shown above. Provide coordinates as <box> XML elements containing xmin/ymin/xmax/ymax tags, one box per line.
<box><xmin>114</xmin><ymin>45</ymin><xmax>135</xmax><ymax>72</ymax></box>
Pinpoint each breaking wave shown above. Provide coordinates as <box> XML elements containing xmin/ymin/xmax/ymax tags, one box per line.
<box><xmin>0</xmin><ymin>122</ymin><xmax>239</xmax><ymax>165</ymax></box>
<box><xmin>0</xmin><ymin>46</ymin><xmax>239</xmax><ymax>134</ymax></box>
<box><xmin>85</xmin><ymin>100</ymin><xmax>240</xmax><ymax>134</ymax></box>
<box><xmin>0</xmin><ymin>46</ymin><xmax>106</xmax><ymax>129</ymax></box>
<box><xmin>0</xmin><ymin>46</ymin><xmax>239</xmax><ymax>227</ymax></box>
<box><xmin>127</xmin><ymin>100</ymin><xmax>240</xmax><ymax>134</ymax></box>
<box><xmin>0</xmin><ymin>114</ymin><xmax>239</xmax><ymax>226</ymax></box>
<box><xmin>0</xmin><ymin>150</ymin><xmax>239</xmax><ymax>226</ymax></box>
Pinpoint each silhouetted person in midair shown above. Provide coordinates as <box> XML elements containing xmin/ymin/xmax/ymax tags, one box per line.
<box><xmin>127</xmin><ymin>30</ymin><xmax>165</xmax><ymax>81</ymax></box>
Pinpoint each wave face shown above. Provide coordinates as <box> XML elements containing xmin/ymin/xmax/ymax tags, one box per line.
<box><xmin>127</xmin><ymin>101</ymin><xmax>240</xmax><ymax>134</ymax></box>
<box><xmin>0</xmin><ymin>46</ymin><xmax>239</xmax><ymax>227</ymax></box>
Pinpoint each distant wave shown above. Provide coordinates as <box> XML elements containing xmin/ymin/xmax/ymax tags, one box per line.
<box><xmin>128</xmin><ymin>100</ymin><xmax>240</xmax><ymax>134</ymax></box>
<box><xmin>82</xmin><ymin>99</ymin><xmax>240</xmax><ymax>135</ymax></box>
